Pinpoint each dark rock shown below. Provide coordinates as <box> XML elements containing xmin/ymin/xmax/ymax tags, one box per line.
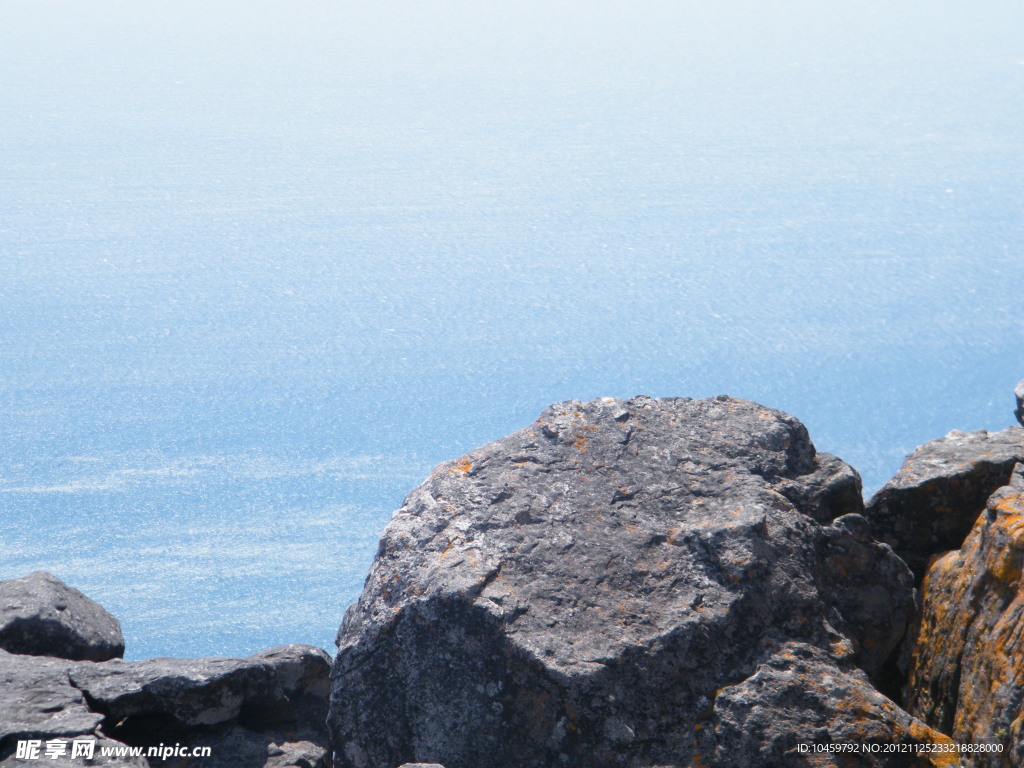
<box><xmin>864</xmin><ymin>427</ymin><xmax>1024</xmax><ymax>578</ymax></box>
<box><xmin>69</xmin><ymin>644</ymin><xmax>323</xmax><ymax>727</ymax></box>
<box><xmin>710</xmin><ymin>643</ymin><xmax>958</xmax><ymax>767</ymax></box>
<box><xmin>330</xmin><ymin>396</ymin><xmax>920</xmax><ymax>768</ymax></box>
<box><xmin>0</xmin><ymin>644</ymin><xmax>330</xmax><ymax>768</ymax></box>
<box><xmin>70</xmin><ymin>644</ymin><xmax>331</xmax><ymax>767</ymax></box>
<box><xmin>904</xmin><ymin>465</ymin><xmax>1024</xmax><ymax>767</ymax></box>
<box><xmin>0</xmin><ymin>572</ymin><xmax>124</xmax><ymax>662</ymax></box>
<box><xmin>0</xmin><ymin>649</ymin><xmax>103</xmax><ymax>743</ymax></box>
<box><xmin>1015</xmin><ymin>379</ymin><xmax>1024</xmax><ymax>426</ymax></box>
<box><xmin>0</xmin><ymin>649</ymin><xmax>145</xmax><ymax>767</ymax></box>
<box><xmin>773</xmin><ymin>451</ymin><xmax>865</xmax><ymax>524</ymax></box>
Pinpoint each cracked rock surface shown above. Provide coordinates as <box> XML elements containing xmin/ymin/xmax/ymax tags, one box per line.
<box><xmin>865</xmin><ymin>427</ymin><xmax>1024</xmax><ymax>579</ymax></box>
<box><xmin>905</xmin><ymin>465</ymin><xmax>1024</xmax><ymax>768</ymax></box>
<box><xmin>330</xmin><ymin>395</ymin><xmax>927</xmax><ymax>768</ymax></box>
<box><xmin>0</xmin><ymin>645</ymin><xmax>331</xmax><ymax>768</ymax></box>
<box><xmin>710</xmin><ymin>643</ymin><xmax>958</xmax><ymax>768</ymax></box>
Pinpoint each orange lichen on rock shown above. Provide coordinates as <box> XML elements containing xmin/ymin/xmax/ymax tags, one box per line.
<box><xmin>712</xmin><ymin>643</ymin><xmax>959</xmax><ymax>767</ymax></box>
<box><xmin>905</xmin><ymin>476</ymin><xmax>1024</xmax><ymax>767</ymax></box>
<box><xmin>448</xmin><ymin>459</ymin><xmax>473</xmax><ymax>475</ymax></box>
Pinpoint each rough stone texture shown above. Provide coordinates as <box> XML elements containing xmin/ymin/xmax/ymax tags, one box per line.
<box><xmin>0</xmin><ymin>649</ymin><xmax>145</xmax><ymax>767</ymax></box>
<box><xmin>1015</xmin><ymin>380</ymin><xmax>1024</xmax><ymax>426</ymax></box>
<box><xmin>0</xmin><ymin>649</ymin><xmax>103</xmax><ymax>744</ymax></box>
<box><xmin>70</xmin><ymin>644</ymin><xmax>327</xmax><ymax>728</ymax></box>
<box><xmin>330</xmin><ymin>396</ymin><xmax>920</xmax><ymax>768</ymax></box>
<box><xmin>865</xmin><ymin>427</ymin><xmax>1024</xmax><ymax>578</ymax></box>
<box><xmin>710</xmin><ymin>643</ymin><xmax>960</xmax><ymax>767</ymax></box>
<box><xmin>0</xmin><ymin>572</ymin><xmax>124</xmax><ymax>662</ymax></box>
<box><xmin>71</xmin><ymin>644</ymin><xmax>331</xmax><ymax>767</ymax></box>
<box><xmin>0</xmin><ymin>645</ymin><xmax>330</xmax><ymax>768</ymax></box>
<box><xmin>904</xmin><ymin>465</ymin><xmax>1024</xmax><ymax>768</ymax></box>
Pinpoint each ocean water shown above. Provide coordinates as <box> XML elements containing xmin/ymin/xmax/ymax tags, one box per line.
<box><xmin>1</xmin><ymin>0</ymin><xmax>1022</xmax><ymax>660</ymax></box>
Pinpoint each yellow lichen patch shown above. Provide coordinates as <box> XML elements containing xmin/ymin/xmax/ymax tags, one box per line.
<box><xmin>989</xmin><ymin>547</ymin><xmax>1023</xmax><ymax>585</ymax></box>
<box><xmin>905</xmin><ymin>722</ymin><xmax>959</xmax><ymax>767</ymax></box>
<box><xmin>924</xmin><ymin>550</ymin><xmax>959</xmax><ymax>576</ymax></box>
<box><xmin>447</xmin><ymin>459</ymin><xmax>473</xmax><ymax>476</ymax></box>
<box><xmin>830</xmin><ymin>639</ymin><xmax>854</xmax><ymax>658</ymax></box>
<box><xmin>992</xmin><ymin>492</ymin><xmax>1024</xmax><ymax>517</ymax></box>
<box><xmin>571</xmin><ymin>425</ymin><xmax>598</xmax><ymax>452</ymax></box>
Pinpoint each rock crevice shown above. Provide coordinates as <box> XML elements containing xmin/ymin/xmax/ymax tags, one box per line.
<box><xmin>0</xmin><ymin>572</ymin><xmax>331</xmax><ymax>768</ymax></box>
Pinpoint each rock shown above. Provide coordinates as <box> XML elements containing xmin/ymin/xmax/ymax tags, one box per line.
<box><xmin>710</xmin><ymin>643</ymin><xmax>959</xmax><ymax>768</ymax></box>
<box><xmin>330</xmin><ymin>396</ymin><xmax>918</xmax><ymax>768</ymax></box>
<box><xmin>69</xmin><ymin>644</ymin><xmax>327</xmax><ymax>728</ymax></box>
<box><xmin>1015</xmin><ymin>379</ymin><xmax>1024</xmax><ymax>426</ymax></box>
<box><xmin>903</xmin><ymin>464</ymin><xmax>1024</xmax><ymax>768</ymax></box>
<box><xmin>865</xmin><ymin>427</ymin><xmax>1024</xmax><ymax>578</ymax></box>
<box><xmin>0</xmin><ymin>571</ymin><xmax>124</xmax><ymax>662</ymax></box>
<box><xmin>70</xmin><ymin>644</ymin><xmax>331</xmax><ymax>767</ymax></box>
<box><xmin>0</xmin><ymin>645</ymin><xmax>330</xmax><ymax>768</ymax></box>
<box><xmin>0</xmin><ymin>649</ymin><xmax>103</xmax><ymax>744</ymax></box>
<box><xmin>0</xmin><ymin>649</ymin><xmax>145</xmax><ymax>767</ymax></box>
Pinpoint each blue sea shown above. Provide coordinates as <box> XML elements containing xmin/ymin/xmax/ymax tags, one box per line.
<box><xmin>1</xmin><ymin>1</ymin><xmax>1021</xmax><ymax>660</ymax></box>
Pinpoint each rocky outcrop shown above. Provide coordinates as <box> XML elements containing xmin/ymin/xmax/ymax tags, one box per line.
<box><xmin>0</xmin><ymin>643</ymin><xmax>330</xmax><ymax>768</ymax></box>
<box><xmin>710</xmin><ymin>643</ymin><xmax>959</xmax><ymax>768</ymax></box>
<box><xmin>903</xmin><ymin>465</ymin><xmax>1024</xmax><ymax>768</ymax></box>
<box><xmin>0</xmin><ymin>649</ymin><xmax>147</xmax><ymax>767</ymax></box>
<box><xmin>0</xmin><ymin>568</ymin><xmax>331</xmax><ymax>768</ymax></box>
<box><xmin>864</xmin><ymin>427</ymin><xmax>1024</xmax><ymax>578</ymax></box>
<box><xmin>330</xmin><ymin>396</ymin><xmax>931</xmax><ymax>768</ymax></box>
<box><xmin>0</xmin><ymin>572</ymin><xmax>124</xmax><ymax>662</ymax></box>
<box><xmin>69</xmin><ymin>644</ymin><xmax>331</xmax><ymax>765</ymax></box>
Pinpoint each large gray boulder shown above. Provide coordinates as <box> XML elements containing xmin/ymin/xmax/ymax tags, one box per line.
<box><xmin>330</xmin><ymin>396</ymin><xmax>923</xmax><ymax>768</ymax></box>
<box><xmin>865</xmin><ymin>427</ymin><xmax>1024</xmax><ymax>578</ymax></box>
<box><xmin>0</xmin><ymin>572</ymin><xmax>124</xmax><ymax>662</ymax></box>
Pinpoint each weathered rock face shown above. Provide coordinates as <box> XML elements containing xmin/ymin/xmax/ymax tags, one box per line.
<box><xmin>0</xmin><ymin>649</ymin><xmax>146</xmax><ymax>767</ymax></box>
<box><xmin>0</xmin><ymin>570</ymin><xmax>331</xmax><ymax>768</ymax></box>
<box><xmin>0</xmin><ymin>644</ymin><xmax>331</xmax><ymax>768</ymax></box>
<box><xmin>904</xmin><ymin>465</ymin><xmax>1024</xmax><ymax>768</ymax></box>
<box><xmin>70</xmin><ymin>644</ymin><xmax>330</xmax><ymax>753</ymax></box>
<box><xmin>710</xmin><ymin>643</ymin><xmax>960</xmax><ymax>768</ymax></box>
<box><xmin>865</xmin><ymin>427</ymin><xmax>1024</xmax><ymax>578</ymax></box>
<box><xmin>0</xmin><ymin>572</ymin><xmax>124</xmax><ymax>662</ymax></box>
<box><xmin>330</xmin><ymin>396</ymin><xmax>922</xmax><ymax>768</ymax></box>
